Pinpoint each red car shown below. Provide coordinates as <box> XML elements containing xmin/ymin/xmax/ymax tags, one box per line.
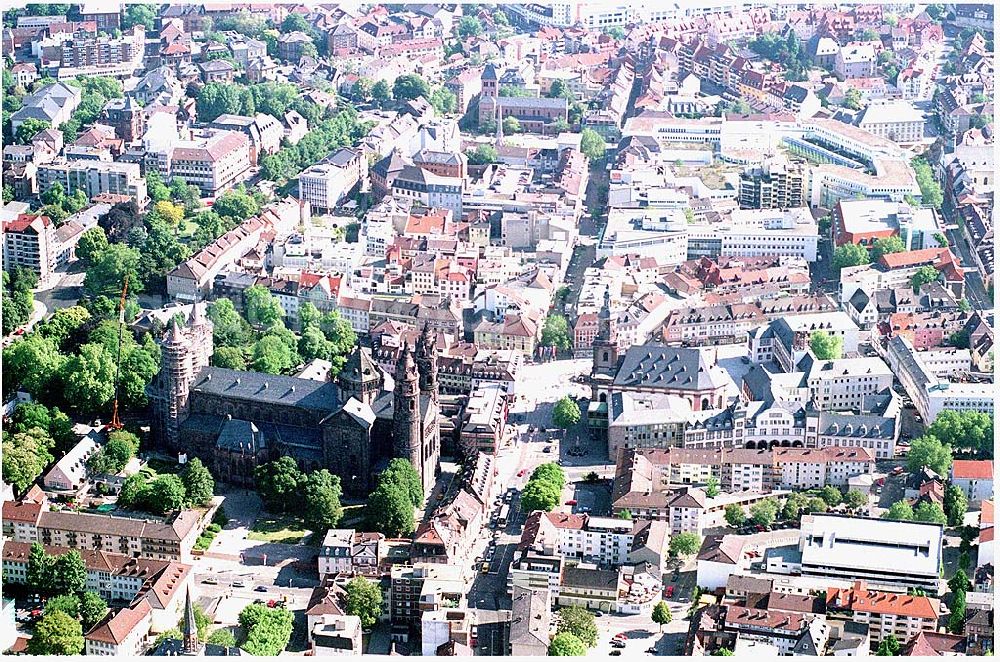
<box><xmin>664</xmin><ymin>586</ymin><xmax>674</xmax><ymax>598</ymax></box>
<box><xmin>517</xmin><ymin>470</ymin><xmax>526</xmax><ymax>477</ymax></box>
<box><xmin>565</xmin><ymin>500</ymin><xmax>578</xmax><ymax>506</ymax></box>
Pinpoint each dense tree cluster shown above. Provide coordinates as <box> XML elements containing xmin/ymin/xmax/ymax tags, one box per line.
<box><xmin>118</xmin><ymin>458</ymin><xmax>215</xmax><ymax>514</ymax></box>
<box><xmin>344</xmin><ymin>577</ymin><xmax>383</xmax><ymax>630</ymax></box>
<box><xmin>540</xmin><ymin>314</ymin><xmax>572</xmax><ymax>352</ymax></box>
<box><xmin>86</xmin><ymin>430</ymin><xmax>140</xmax><ymax>475</ymax></box>
<box><xmin>809</xmin><ymin>330</ymin><xmax>843</xmax><ymax>360</ymax></box>
<box><xmin>2</xmin><ymin>267</ymin><xmax>36</xmax><ymax>335</ymax></box>
<box><xmin>556</xmin><ymin>606</ymin><xmax>597</xmax><ymax>647</ymax></box>
<box><xmin>366</xmin><ymin>459</ymin><xmax>423</xmax><ymax>537</ymax></box>
<box><xmin>748</xmin><ymin>31</ymin><xmax>811</xmax><ymax>80</ymax></box>
<box><xmin>254</xmin><ymin>457</ymin><xmax>344</xmax><ymax>531</ymax></box>
<box><xmin>520</xmin><ymin>463</ymin><xmax>565</xmax><ymax>513</ymax></box>
<box><xmin>911</xmin><ymin>157</ymin><xmax>943</xmax><ymax>209</ymax></box>
<box><xmin>260</xmin><ymin>109</ymin><xmax>372</xmax><ymax>182</ymax></box>
<box><xmin>552</xmin><ymin>396</ymin><xmax>581</xmax><ymax>429</ymax></box>
<box><xmin>238</xmin><ymin>603</ymin><xmax>294</xmax><ymax>656</ymax></box>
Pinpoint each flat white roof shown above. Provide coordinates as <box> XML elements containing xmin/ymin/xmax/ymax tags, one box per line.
<box><xmin>801</xmin><ymin>514</ymin><xmax>942</xmax><ymax>578</ymax></box>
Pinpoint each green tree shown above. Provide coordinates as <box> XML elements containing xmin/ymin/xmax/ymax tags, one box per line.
<box><xmin>948</xmin><ymin>589</ymin><xmax>966</xmax><ymax>634</ymax></box>
<box><xmin>652</xmin><ymin>601</ymin><xmax>672</xmax><ymax>631</ymax></box>
<box><xmin>934</xmin><ymin>232</ymin><xmax>948</xmax><ymax>248</ymax></box>
<box><xmin>181</xmin><ymin>457</ymin><xmax>215</xmax><ymax>506</ymax></box>
<box><xmin>44</xmin><ymin>594</ymin><xmax>80</xmax><ymax>619</ymax></box>
<box><xmin>750</xmin><ymin>498</ymin><xmax>779</xmax><ymax>527</ymax></box>
<box><xmin>882</xmin><ymin>500</ymin><xmax>915</xmax><ymax>521</ymax></box>
<box><xmin>579</xmin><ymin>128</ymin><xmax>606</xmax><ymax>161</ymax></box>
<box><xmin>83</xmin><ymin>242</ymin><xmax>142</xmax><ymax>299</ymax></box>
<box><xmin>548</xmin><ymin>79</ymin><xmax>575</xmax><ymax>102</ymax></box>
<box><xmin>843</xmin><ymin>88</ymin><xmax>863</xmax><ymax>110</ymax></box>
<box><xmin>669</xmin><ymin>532</ymin><xmax>702</xmax><ymax>557</ymax></box>
<box><xmin>605</xmin><ymin>26</ymin><xmax>625</xmax><ymax>40</ymax></box>
<box><xmin>393</xmin><ymin>74</ymin><xmax>431</xmax><ymax>102</ymax></box>
<box><xmin>552</xmin><ymin>396</ymin><xmax>581</xmax><ymax>429</ymax></box>
<box><xmin>88</xmin><ymin>430</ymin><xmax>139</xmax><ymax>475</ymax></box>
<box><xmin>428</xmin><ymin>87</ymin><xmax>457</xmax><ymax>115</ymax></box>
<box><xmin>60</xmin><ymin>343</ymin><xmax>116</xmax><ymax>413</ymax></box>
<box><xmin>212</xmin><ymin>346</ymin><xmax>247</xmax><ymax>370</ymax></box>
<box><xmin>809</xmin><ymin>330</ymin><xmax>843</xmax><ymax>360</ymax></box>
<box><xmin>146</xmin><ymin>170</ymin><xmax>170</xmax><ymax>203</ymax></box>
<box><xmin>843</xmin><ymin>489</ymin><xmax>867</xmax><ymax>510</ymax></box>
<box><xmin>715</xmin><ymin>648</ymin><xmax>735</xmax><ymax>656</ymax></box>
<box><xmin>251</xmin><ymin>334</ymin><xmax>295</xmax><ymax>374</ymax></box>
<box><xmin>928</xmin><ymin>410</ymin><xmax>993</xmax><ymax>457</ymax></box>
<box><xmin>914</xmin><ymin>501</ymin><xmax>947</xmax><ymax>525</ymax></box>
<box><xmin>238</xmin><ymin>603</ymin><xmax>294</xmax><ymax>656</ymax></box>
<box><xmin>911</xmin><ymin>265</ymin><xmax>941</xmax><ymax>292</ymax></box>
<box><xmin>254</xmin><ymin>457</ymin><xmax>304</xmax><ymax>513</ymax></box>
<box><xmin>466</xmin><ymin>144</ymin><xmax>498</xmax><ymax>165</ymax></box>
<box><xmin>51</xmin><ymin>550</ymin><xmax>87</xmax><ymax>595</ymax></box>
<box><xmin>705</xmin><ymin>476</ymin><xmax>720</xmax><ymax>498</ymax></box>
<box><xmin>556</xmin><ymin>606</ymin><xmax>597</xmax><ymax>647</ymax></box>
<box><xmin>871</xmin><ymin>236</ymin><xmax>906</xmax><ymax>261</ymax></box>
<box><xmin>818</xmin><ymin>486</ymin><xmax>842</xmax><ymax>507</ymax></box>
<box><xmin>302</xmin><ymin>469</ymin><xmax>344</xmax><ymax>532</ymax></box>
<box><xmin>549</xmin><ymin>632</ymin><xmax>587</xmax><ymax>656</ymax></box>
<box><xmin>519</xmin><ymin>479</ymin><xmax>561</xmax><ymax>512</ymax></box>
<box><xmin>16</xmin><ymin>118</ymin><xmax>49</xmax><ymax>144</ymax></box>
<box><xmin>27</xmin><ymin>610</ymin><xmax>84</xmax><ymax>655</ymax></box>
<box><xmin>3</xmin><ymin>333</ymin><xmax>67</xmax><ymax>400</ymax></box>
<box><xmin>617</xmin><ymin>509</ymin><xmax>632</xmax><ymax>519</ymax></box>
<box><xmin>207</xmin><ymin>628</ymin><xmax>237</xmax><ymax>647</ymax></box>
<box><xmin>725</xmin><ymin>503</ymin><xmax>746</xmax><ymax>527</ymax></box>
<box><xmin>912</xmin><ymin>157</ymin><xmax>943</xmax><ymax>209</ymax></box>
<box><xmin>123</xmin><ymin>3</ymin><xmax>155</xmax><ymax>29</ymax></box>
<box><xmin>380</xmin><ymin>458</ymin><xmax>423</xmax><ymax>508</ymax></box>
<box><xmin>344</xmin><ymin>577</ymin><xmax>383</xmax><ymax>630</ymax></box>
<box><xmin>876</xmin><ymin>634</ymin><xmax>900</xmax><ymax>656</ymax></box>
<box><xmin>27</xmin><ymin>542</ymin><xmax>54</xmax><ymax>591</ymax></box>
<box><xmin>944</xmin><ymin>484</ymin><xmax>969</xmax><ymax>527</ymax></box>
<box><xmin>351</xmin><ymin>77</ymin><xmax>374</xmax><ymax>102</ymax></box>
<box><xmin>244</xmin><ymin>285</ymin><xmax>285</xmax><ymax>329</ymax></box>
<box><xmin>2</xmin><ymin>428</ymin><xmax>54</xmax><ymax>494</ymax></box>
<box><xmin>502</xmin><ymin>116</ymin><xmax>521</xmax><ymax>134</ymax></box>
<box><xmin>207</xmin><ymin>298</ymin><xmax>251</xmax><ymax>347</ymax></box>
<box><xmin>832</xmin><ymin>243</ymin><xmax>871</xmax><ymax>272</ymax></box>
<box><xmin>541</xmin><ymin>314</ymin><xmax>572</xmax><ymax>351</ymax></box>
<box><xmin>213</xmin><ymin>188</ymin><xmax>260</xmax><ymax>222</ymax></box>
<box><xmin>366</xmin><ymin>480</ymin><xmax>415</xmax><ymax>537</ymax></box>
<box><xmin>372</xmin><ymin>80</ymin><xmax>392</xmax><ymax>107</ymax></box>
<box><xmin>457</xmin><ymin>16</ymin><xmax>483</xmax><ymax>38</ymax></box>
<box><xmin>118</xmin><ymin>473</ymin><xmax>149</xmax><ymax>510</ymax></box>
<box><xmin>79</xmin><ymin>591</ymin><xmax>109</xmax><ymax>630</ymax></box>
<box><xmin>906</xmin><ymin>435</ymin><xmax>953</xmax><ymax>475</ymax></box>
<box><xmin>147</xmin><ymin>475</ymin><xmax>186</xmax><ymax>514</ymax></box>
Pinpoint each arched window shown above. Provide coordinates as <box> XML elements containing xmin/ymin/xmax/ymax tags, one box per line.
<box><xmin>745</xmin><ymin>441</ymin><xmax>756</xmax><ymax>449</ymax></box>
<box><xmin>599</xmin><ymin>393</ymin><xmax>607</xmax><ymax>403</ymax></box>
<box><xmin>701</xmin><ymin>398</ymin><xmax>710</xmax><ymax>410</ymax></box>
<box><xmin>602</xmin><ymin>351</ymin><xmax>609</xmax><ymax>362</ymax></box>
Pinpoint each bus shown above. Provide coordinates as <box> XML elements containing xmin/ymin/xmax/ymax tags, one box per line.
<box><xmin>497</xmin><ymin>504</ymin><xmax>510</xmax><ymax>528</ymax></box>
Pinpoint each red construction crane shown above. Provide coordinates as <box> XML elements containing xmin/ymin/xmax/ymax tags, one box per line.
<box><xmin>106</xmin><ymin>275</ymin><xmax>129</xmax><ymax>431</ymax></box>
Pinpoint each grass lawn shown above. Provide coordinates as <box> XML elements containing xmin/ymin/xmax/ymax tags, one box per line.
<box><xmin>146</xmin><ymin>458</ymin><xmax>181</xmax><ymax>475</ymax></box>
<box><xmin>247</xmin><ymin>515</ymin><xmax>310</xmax><ymax>544</ymax></box>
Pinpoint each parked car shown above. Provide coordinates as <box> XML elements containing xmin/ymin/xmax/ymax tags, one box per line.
<box><xmin>664</xmin><ymin>586</ymin><xmax>674</xmax><ymax>598</ymax></box>
<box><xmin>481</xmin><ymin>563</ymin><xmax>490</xmax><ymax>574</ymax></box>
<box><xmin>254</xmin><ymin>585</ymin><xmax>268</xmax><ymax>592</ymax></box>
<box><xmin>610</xmin><ymin>650</ymin><xmax>622</xmax><ymax>656</ymax></box>
<box><xmin>232</xmin><ymin>581</ymin><xmax>245</xmax><ymax>588</ymax></box>
<box><xmin>565</xmin><ymin>500</ymin><xmax>578</xmax><ymax>506</ymax></box>
<box><xmin>671</xmin><ymin>570</ymin><xmax>679</xmax><ymax>582</ymax></box>
<box><xmin>203</xmin><ymin>578</ymin><xmax>218</xmax><ymax>585</ymax></box>
<box><xmin>611</xmin><ymin>640</ymin><xmax>626</xmax><ymax>649</ymax></box>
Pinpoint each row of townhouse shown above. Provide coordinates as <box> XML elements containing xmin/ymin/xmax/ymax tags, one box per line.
<box><xmin>2</xmin><ymin>496</ymin><xmax>203</xmax><ymax>563</ymax></box>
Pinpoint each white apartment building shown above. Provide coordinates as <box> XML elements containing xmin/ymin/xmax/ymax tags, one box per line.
<box><xmin>536</xmin><ymin>513</ymin><xmax>635</xmax><ymax>567</ymax></box>
<box><xmin>318</xmin><ymin>529</ymin><xmax>354</xmax><ymax>578</ymax></box>
<box><xmin>803</xmin><ymin>356</ymin><xmax>893</xmax><ymax>412</ymax></box>
<box><xmin>799</xmin><ymin>515</ymin><xmax>943</xmax><ymax>593</ymax></box>
<box><xmin>887</xmin><ymin>335</ymin><xmax>995</xmax><ymax>422</ymax></box>
<box><xmin>298</xmin><ymin>149</ymin><xmax>365</xmax><ymax>214</ymax></box>
<box><xmin>150</xmin><ymin>131</ymin><xmax>251</xmax><ymax>196</ymax></box>
<box><xmin>84</xmin><ymin>601</ymin><xmax>152</xmax><ymax>656</ymax></box>
<box><xmin>36</xmin><ymin>159</ymin><xmax>149</xmax><ymax>207</ymax></box>
<box><xmin>2</xmin><ymin>213</ymin><xmax>56</xmax><ymax>282</ymax></box>
<box><xmin>857</xmin><ymin>101</ymin><xmax>926</xmax><ymax>144</ymax></box>
<box><xmin>688</xmin><ymin>208</ymin><xmax>820</xmax><ymax>263</ymax></box>
<box><xmin>773</xmin><ymin>447</ymin><xmax>875</xmax><ymax>490</ymax></box>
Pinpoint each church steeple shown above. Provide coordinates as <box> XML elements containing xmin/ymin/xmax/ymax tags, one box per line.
<box><xmin>393</xmin><ymin>342</ymin><xmax>422</xmax><ymax>475</ymax></box>
<box><xmin>415</xmin><ymin>323</ymin><xmax>438</xmax><ymax>396</ymax></box>
<box><xmin>182</xmin><ymin>587</ymin><xmax>199</xmax><ymax>654</ymax></box>
<box><xmin>592</xmin><ymin>286</ymin><xmax>618</xmax><ymax>377</ymax></box>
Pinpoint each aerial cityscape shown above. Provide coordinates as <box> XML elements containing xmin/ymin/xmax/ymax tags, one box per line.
<box><xmin>0</xmin><ymin>1</ymin><xmax>994</xmax><ymax>657</ymax></box>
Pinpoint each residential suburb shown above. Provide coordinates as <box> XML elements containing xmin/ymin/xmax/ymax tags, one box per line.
<box><xmin>0</xmin><ymin>0</ymin><xmax>994</xmax><ymax>658</ymax></box>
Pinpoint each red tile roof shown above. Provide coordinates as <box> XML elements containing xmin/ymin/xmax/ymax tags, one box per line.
<box><xmin>982</xmin><ymin>500</ymin><xmax>993</xmax><ymax>527</ymax></box>
<box><xmin>3</xmin><ymin>213</ymin><xmax>51</xmax><ymax>234</ymax></box>
<box><xmin>2</xmin><ymin>500</ymin><xmax>43</xmax><ymax>524</ymax></box>
<box><xmin>85</xmin><ymin>600</ymin><xmax>151</xmax><ymax>645</ymax></box>
<box><xmin>952</xmin><ymin>460</ymin><xmax>993</xmax><ymax>480</ymax></box>
<box><xmin>826</xmin><ymin>581</ymin><xmax>940</xmax><ymax>619</ymax></box>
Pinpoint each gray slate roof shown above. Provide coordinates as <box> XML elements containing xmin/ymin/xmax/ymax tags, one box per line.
<box><xmin>613</xmin><ymin>344</ymin><xmax>724</xmax><ymax>391</ymax></box>
<box><xmin>190</xmin><ymin>367</ymin><xmax>339</xmax><ymax>414</ymax></box>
